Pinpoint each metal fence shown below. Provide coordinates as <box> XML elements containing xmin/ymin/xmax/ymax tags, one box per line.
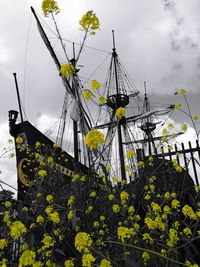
<box><xmin>152</xmin><ymin>140</ymin><xmax>200</xmax><ymax>185</ymax></box>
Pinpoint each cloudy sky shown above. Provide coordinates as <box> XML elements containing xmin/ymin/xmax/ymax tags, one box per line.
<box><xmin>0</xmin><ymin>0</ymin><xmax>200</xmax><ymax>192</ymax></box>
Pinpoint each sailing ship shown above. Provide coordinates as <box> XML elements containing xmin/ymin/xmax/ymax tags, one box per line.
<box><xmin>9</xmin><ymin>7</ymin><xmax>195</xmax><ymax>202</ymax></box>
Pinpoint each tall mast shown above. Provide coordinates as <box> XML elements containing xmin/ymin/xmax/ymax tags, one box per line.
<box><xmin>106</xmin><ymin>31</ymin><xmax>129</xmax><ymax>181</ymax></box>
<box><xmin>72</xmin><ymin>43</ymin><xmax>79</xmax><ymax>161</ymax></box>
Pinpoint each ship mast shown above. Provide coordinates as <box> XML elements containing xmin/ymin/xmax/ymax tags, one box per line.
<box><xmin>106</xmin><ymin>31</ymin><xmax>129</xmax><ymax>181</ymax></box>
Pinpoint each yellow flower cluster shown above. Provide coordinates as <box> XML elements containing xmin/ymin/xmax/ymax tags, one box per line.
<box><xmin>142</xmin><ymin>251</ymin><xmax>150</xmax><ymax>265</ymax></box>
<box><xmin>126</xmin><ymin>149</ymin><xmax>136</xmax><ymax>159</ymax></box>
<box><xmin>120</xmin><ymin>191</ymin><xmax>129</xmax><ymax>204</ymax></box>
<box><xmin>46</xmin><ymin>194</ymin><xmax>54</xmax><ymax>203</ymax></box>
<box><xmin>182</xmin><ymin>205</ymin><xmax>197</xmax><ymax>220</ymax></box>
<box><xmin>167</xmin><ymin>228</ymin><xmax>179</xmax><ymax>247</ymax></box>
<box><xmin>19</xmin><ymin>250</ymin><xmax>36</xmax><ymax>267</ymax></box>
<box><xmin>192</xmin><ymin>114</ymin><xmax>199</xmax><ymax>120</ymax></box>
<box><xmin>10</xmin><ymin>221</ymin><xmax>27</xmax><ymax>240</ymax></box>
<box><xmin>60</xmin><ymin>64</ymin><xmax>75</xmax><ymax>78</ymax></box>
<box><xmin>16</xmin><ymin>136</ymin><xmax>23</xmax><ymax>144</ymax></box>
<box><xmin>36</xmin><ymin>215</ymin><xmax>44</xmax><ymax>224</ymax></box>
<box><xmin>64</xmin><ymin>259</ymin><xmax>74</xmax><ymax>267</ymax></box>
<box><xmin>117</xmin><ymin>226</ymin><xmax>134</xmax><ymax>242</ymax></box>
<box><xmin>82</xmin><ymin>253</ymin><xmax>95</xmax><ymax>267</ymax></box>
<box><xmin>79</xmin><ymin>11</ymin><xmax>100</xmax><ymax>35</ymax></box>
<box><xmin>115</xmin><ymin>107</ymin><xmax>126</xmax><ymax>120</ymax></box>
<box><xmin>74</xmin><ymin>232</ymin><xmax>93</xmax><ymax>252</ymax></box>
<box><xmin>90</xmin><ymin>79</ymin><xmax>101</xmax><ymax>91</ymax></box>
<box><xmin>0</xmin><ymin>239</ymin><xmax>7</xmax><ymax>249</ymax></box>
<box><xmin>84</xmin><ymin>130</ymin><xmax>105</xmax><ymax>149</ymax></box>
<box><xmin>38</xmin><ymin>169</ymin><xmax>47</xmax><ymax>178</ymax></box>
<box><xmin>98</xmin><ymin>95</ymin><xmax>107</xmax><ymax>105</ymax></box>
<box><xmin>41</xmin><ymin>233</ymin><xmax>55</xmax><ymax>250</ymax></box>
<box><xmin>42</xmin><ymin>0</ymin><xmax>60</xmax><ymax>17</ymax></box>
<box><xmin>142</xmin><ymin>233</ymin><xmax>153</xmax><ymax>244</ymax></box>
<box><xmin>100</xmin><ymin>259</ymin><xmax>112</xmax><ymax>267</ymax></box>
<box><xmin>5</xmin><ymin>201</ymin><xmax>11</xmax><ymax>208</ymax></box>
<box><xmin>181</xmin><ymin>123</ymin><xmax>187</xmax><ymax>132</ymax></box>
<box><xmin>171</xmin><ymin>199</ymin><xmax>181</xmax><ymax>209</ymax></box>
<box><xmin>151</xmin><ymin>202</ymin><xmax>161</xmax><ymax>214</ymax></box>
<box><xmin>83</xmin><ymin>89</ymin><xmax>93</xmax><ymax>101</ymax></box>
<box><xmin>112</xmin><ymin>204</ymin><xmax>120</xmax><ymax>213</ymax></box>
<box><xmin>179</xmin><ymin>88</ymin><xmax>187</xmax><ymax>95</ymax></box>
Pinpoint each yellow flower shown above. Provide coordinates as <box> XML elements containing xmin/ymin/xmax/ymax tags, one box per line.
<box><xmin>67</xmin><ymin>195</ymin><xmax>75</xmax><ymax>206</ymax></box>
<box><xmin>38</xmin><ymin>169</ymin><xmax>47</xmax><ymax>178</ymax></box>
<box><xmin>100</xmin><ymin>259</ymin><xmax>112</xmax><ymax>267</ymax></box>
<box><xmin>173</xmin><ymin>159</ymin><xmax>183</xmax><ymax>173</ymax></box>
<box><xmin>171</xmin><ymin>192</ymin><xmax>176</xmax><ymax>198</ymax></box>
<box><xmin>144</xmin><ymin>217</ymin><xmax>156</xmax><ymax>230</ymax></box>
<box><xmin>16</xmin><ymin>136</ymin><xmax>23</xmax><ymax>144</ymax></box>
<box><xmin>36</xmin><ymin>215</ymin><xmax>44</xmax><ymax>224</ymax></box>
<box><xmin>0</xmin><ymin>239</ymin><xmax>7</xmax><ymax>249</ymax></box>
<box><xmin>171</xmin><ymin>199</ymin><xmax>181</xmax><ymax>209</ymax></box>
<box><xmin>89</xmin><ymin>191</ymin><xmax>96</xmax><ymax>198</ymax></box>
<box><xmin>144</xmin><ymin>194</ymin><xmax>151</xmax><ymax>200</ymax></box>
<box><xmin>84</xmin><ymin>130</ymin><xmax>105</xmax><ymax>149</ymax></box>
<box><xmin>93</xmin><ymin>221</ymin><xmax>99</xmax><ymax>228</ymax></box>
<box><xmin>181</xmin><ymin>123</ymin><xmax>187</xmax><ymax>132</ymax></box>
<box><xmin>142</xmin><ymin>252</ymin><xmax>150</xmax><ymax>265</ymax></box>
<box><xmin>19</xmin><ymin>250</ymin><xmax>36</xmax><ymax>266</ymax></box>
<box><xmin>46</xmin><ymin>194</ymin><xmax>54</xmax><ymax>203</ymax></box>
<box><xmin>9</xmin><ymin>153</ymin><xmax>14</xmax><ymax>158</ymax></box>
<box><xmin>47</xmin><ymin>157</ymin><xmax>54</xmax><ymax>164</ymax></box>
<box><xmin>162</xmin><ymin>128</ymin><xmax>168</xmax><ymax>135</ymax></box>
<box><xmin>173</xmin><ymin>103</ymin><xmax>181</xmax><ymax>110</ymax></box>
<box><xmin>120</xmin><ymin>191</ymin><xmax>129</xmax><ymax>204</ymax></box>
<box><xmin>82</xmin><ymin>253</ymin><xmax>95</xmax><ymax>267</ymax></box>
<box><xmin>5</xmin><ymin>201</ymin><xmax>11</xmax><ymax>208</ymax></box>
<box><xmin>60</xmin><ymin>64</ymin><xmax>75</xmax><ymax>78</ymax></box>
<box><xmin>49</xmin><ymin>211</ymin><xmax>60</xmax><ymax>224</ymax></box>
<box><xmin>117</xmin><ymin>226</ymin><xmax>133</xmax><ymax>242</ymax></box>
<box><xmin>79</xmin><ymin>11</ymin><xmax>100</xmax><ymax>35</ymax></box>
<box><xmin>126</xmin><ymin>149</ymin><xmax>136</xmax><ymax>159</ymax></box>
<box><xmin>164</xmin><ymin>192</ymin><xmax>170</xmax><ymax>199</ymax></box>
<box><xmin>64</xmin><ymin>259</ymin><xmax>74</xmax><ymax>267</ymax></box>
<box><xmin>163</xmin><ymin>205</ymin><xmax>171</xmax><ymax>215</ymax></box>
<box><xmin>182</xmin><ymin>205</ymin><xmax>197</xmax><ymax>220</ymax></box>
<box><xmin>42</xmin><ymin>0</ymin><xmax>60</xmax><ymax>17</ymax></box>
<box><xmin>143</xmin><ymin>233</ymin><xmax>153</xmax><ymax>244</ymax></box>
<box><xmin>183</xmin><ymin>227</ymin><xmax>192</xmax><ymax>237</ymax></box>
<box><xmin>41</xmin><ymin>234</ymin><xmax>55</xmax><ymax>249</ymax></box>
<box><xmin>128</xmin><ymin>205</ymin><xmax>135</xmax><ymax>215</ymax></box>
<box><xmin>179</xmin><ymin>88</ymin><xmax>187</xmax><ymax>95</ymax></box>
<box><xmin>53</xmin><ymin>143</ymin><xmax>59</xmax><ymax>148</ymax></box>
<box><xmin>86</xmin><ymin>205</ymin><xmax>93</xmax><ymax>214</ymax></box>
<box><xmin>167</xmin><ymin>122</ymin><xmax>174</xmax><ymax>129</ymax></box>
<box><xmin>137</xmin><ymin>161</ymin><xmax>145</xmax><ymax>168</ymax></box>
<box><xmin>10</xmin><ymin>221</ymin><xmax>27</xmax><ymax>240</ymax></box>
<box><xmin>83</xmin><ymin>89</ymin><xmax>93</xmax><ymax>101</ymax></box>
<box><xmin>0</xmin><ymin>258</ymin><xmax>7</xmax><ymax>267</ymax></box>
<box><xmin>192</xmin><ymin>114</ymin><xmax>199</xmax><ymax>120</ymax></box>
<box><xmin>167</xmin><ymin>228</ymin><xmax>179</xmax><ymax>247</ymax></box>
<box><xmin>108</xmin><ymin>193</ymin><xmax>115</xmax><ymax>201</ymax></box>
<box><xmin>100</xmin><ymin>215</ymin><xmax>105</xmax><ymax>221</ymax></box>
<box><xmin>45</xmin><ymin>206</ymin><xmax>53</xmax><ymax>215</ymax></box>
<box><xmin>115</xmin><ymin>107</ymin><xmax>126</xmax><ymax>120</ymax></box>
<box><xmin>74</xmin><ymin>232</ymin><xmax>93</xmax><ymax>252</ymax></box>
<box><xmin>98</xmin><ymin>95</ymin><xmax>107</xmax><ymax>105</ymax></box>
<box><xmin>90</xmin><ymin>79</ymin><xmax>101</xmax><ymax>91</ymax></box>
<box><xmin>112</xmin><ymin>204</ymin><xmax>120</xmax><ymax>213</ymax></box>
<box><xmin>68</xmin><ymin>210</ymin><xmax>73</xmax><ymax>221</ymax></box>
<box><xmin>151</xmin><ymin>202</ymin><xmax>161</xmax><ymax>214</ymax></box>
